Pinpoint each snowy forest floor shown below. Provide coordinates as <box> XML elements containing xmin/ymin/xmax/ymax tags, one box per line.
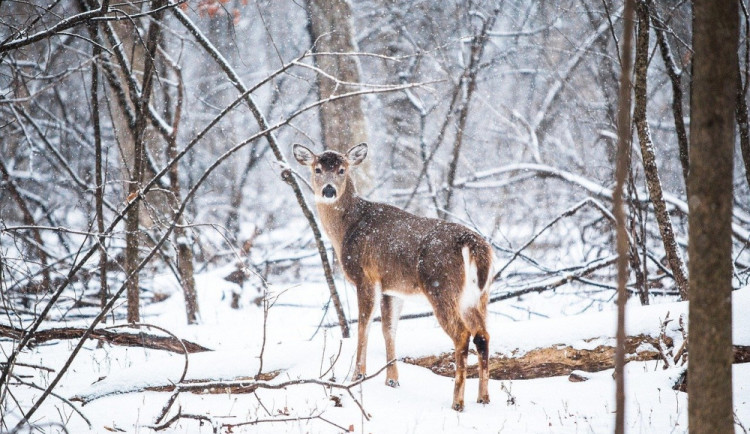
<box><xmin>3</xmin><ymin>262</ymin><xmax>750</xmax><ymax>433</ymax></box>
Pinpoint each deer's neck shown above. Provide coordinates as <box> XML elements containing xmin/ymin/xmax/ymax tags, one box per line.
<box><xmin>316</xmin><ymin>177</ymin><xmax>364</xmax><ymax>254</ymax></box>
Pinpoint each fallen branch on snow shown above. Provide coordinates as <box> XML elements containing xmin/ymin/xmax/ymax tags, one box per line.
<box><xmin>75</xmin><ymin>360</ymin><xmax>395</xmax><ymax>422</ymax></box>
<box><xmin>152</xmin><ymin>409</ymin><xmax>348</xmax><ymax>433</ymax></box>
<box><xmin>0</xmin><ymin>323</ymin><xmax>210</xmax><ymax>353</ymax></box>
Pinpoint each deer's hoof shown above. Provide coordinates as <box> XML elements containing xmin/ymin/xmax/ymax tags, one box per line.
<box><xmin>477</xmin><ymin>395</ymin><xmax>490</xmax><ymax>405</ymax></box>
<box><xmin>386</xmin><ymin>378</ymin><xmax>400</xmax><ymax>388</ymax></box>
<box><xmin>452</xmin><ymin>402</ymin><xmax>464</xmax><ymax>412</ymax></box>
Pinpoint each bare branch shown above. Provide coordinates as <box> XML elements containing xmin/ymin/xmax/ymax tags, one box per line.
<box><xmin>0</xmin><ymin>5</ymin><xmax>110</xmax><ymax>53</ymax></box>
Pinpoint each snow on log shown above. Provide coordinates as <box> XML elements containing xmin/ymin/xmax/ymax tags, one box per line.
<box><xmin>70</xmin><ymin>349</ymin><xmax>283</xmax><ymax>404</ymax></box>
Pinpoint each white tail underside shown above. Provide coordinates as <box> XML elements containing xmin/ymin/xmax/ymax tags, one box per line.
<box><xmin>459</xmin><ymin>246</ymin><xmax>483</xmax><ymax>313</ymax></box>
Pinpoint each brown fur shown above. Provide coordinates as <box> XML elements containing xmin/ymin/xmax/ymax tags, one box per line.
<box><xmin>294</xmin><ymin>144</ymin><xmax>492</xmax><ymax>410</ymax></box>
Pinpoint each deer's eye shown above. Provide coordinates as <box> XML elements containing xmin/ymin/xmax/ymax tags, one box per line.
<box><xmin>338</xmin><ymin>168</ymin><xmax>345</xmax><ymax>175</ymax></box>
<box><xmin>315</xmin><ymin>168</ymin><xmax>322</xmax><ymax>174</ymax></box>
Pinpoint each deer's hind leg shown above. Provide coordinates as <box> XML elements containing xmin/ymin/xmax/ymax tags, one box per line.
<box><xmin>429</xmin><ymin>292</ymin><xmax>472</xmax><ymax>411</ymax></box>
<box><xmin>418</xmin><ymin>246</ymin><xmax>473</xmax><ymax>410</ymax></box>
<box><xmin>381</xmin><ymin>293</ymin><xmax>404</xmax><ymax>387</ymax></box>
<box><xmin>451</xmin><ymin>325</ymin><xmax>472</xmax><ymax>411</ymax></box>
<box><xmin>463</xmin><ymin>300</ymin><xmax>490</xmax><ymax>404</ymax></box>
<box><xmin>473</xmin><ymin>325</ymin><xmax>490</xmax><ymax>404</ymax></box>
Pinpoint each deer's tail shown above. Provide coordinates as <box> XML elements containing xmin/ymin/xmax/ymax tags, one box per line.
<box><xmin>458</xmin><ymin>233</ymin><xmax>493</xmax><ymax>332</ymax></box>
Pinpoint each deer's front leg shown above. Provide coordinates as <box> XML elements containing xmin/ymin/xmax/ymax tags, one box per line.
<box><xmin>354</xmin><ymin>281</ymin><xmax>377</xmax><ymax>380</ymax></box>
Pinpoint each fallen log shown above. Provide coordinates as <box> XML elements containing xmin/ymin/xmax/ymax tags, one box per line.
<box><xmin>402</xmin><ymin>334</ymin><xmax>750</xmax><ymax>381</ymax></box>
<box><xmin>0</xmin><ymin>323</ymin><xmax>210</xmax><ymax>353</ymax></box>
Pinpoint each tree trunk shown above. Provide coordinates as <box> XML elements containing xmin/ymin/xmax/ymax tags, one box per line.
<box><xmin>167</xmin><ymin>65</ymin><xmax>200</xmax><ymax>324</ymax></box>
<box><xmin>739</xmin><ymin>1</ymin><xmax>750</xmax><ymax>191</ymax></box>
<box><xmin>123</xmin><ymin>112</ymin><xmax>143</xmax><ymax>321</ymax></box>
<box><xmin>737</xmin><ymin>66</ymin><xmax>750</xmax><ymax>190</ymax></box>
<box><xmin>125</xmin><ymin>0</ymin><xmax>166</xmax><ymax>323</ymax></box>
<box><xmin>613</xmin><ymin>2</ymin><xmax>636</xmax><ymax>433</ymax></box>
<box><xmin>627</xmin><ymin>193</ymin><xmax>648</xmax><ymax>305</ymax></box>
<box><xmin>650</xmin><ymin>1</ymin><xmax>690</xmax><ymax>191</ymax></box>
<box><xmin>306</xmin><ymin>0</ymin><xmax>370</xmax><ymax>187</ymax></box>
<box><xmin>90</xmin><ymin>26</ymin><xmax>108</xmax><ymax>313</ymax></box>
<box><xmin>633</xmin><ymin>3</ymin><xmax>689</xmax><ymax>300</ymax></box>
<box><xmin>688</xmin><ymin>0</ymin><xmax>738</xmax><ymax>432</ymax></box>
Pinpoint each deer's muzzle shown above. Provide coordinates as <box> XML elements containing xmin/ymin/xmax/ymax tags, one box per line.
<box><xmin>322</xmin><ymin>185</ymin><xmax>337</xmax><ymax>199</ymax></box>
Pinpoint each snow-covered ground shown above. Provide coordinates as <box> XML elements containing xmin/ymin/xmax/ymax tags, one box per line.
<box><xmin>3</xmin><ymin>264</ymin><xmax>750</xmax><ymax>433</ymax></box>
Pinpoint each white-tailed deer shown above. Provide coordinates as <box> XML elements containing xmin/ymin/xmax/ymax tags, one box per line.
<box><xmin>293</xmin><ymin>143</ymin><xmax>492</xmax><ymax>411</ymax></box>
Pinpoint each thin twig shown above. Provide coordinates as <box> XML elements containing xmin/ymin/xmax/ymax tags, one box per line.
<box><xmin>10</xmin><ymin>374</ymin><xmax>92</xmax><ymax>428</ymax></box>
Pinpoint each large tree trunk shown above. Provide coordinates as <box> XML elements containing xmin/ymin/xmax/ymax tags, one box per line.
<box><xmin>688</xmin><ymin>0</ymin><xmax>738</xmax><ymax>432</ymax></box>
<box><xmin>306</xmin><ymin>0</ymin><xmax>370</xmax><ymax>187</ymax></box>
<box><xmin>632</xmin><ymin>3</ymin><xmax>689</xmax><ymax>300</ymax></box>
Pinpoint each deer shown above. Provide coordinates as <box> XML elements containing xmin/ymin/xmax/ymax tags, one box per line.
<box><xmin>293</xmin><ymin>143</ymin><xmax>493</xmax><ymax>411</ymax></box>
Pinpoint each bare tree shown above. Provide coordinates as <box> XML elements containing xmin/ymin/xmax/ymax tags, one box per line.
<box><xmin>124</xmin><ymin>0</ymin><xmax>167</xmax><ymax>323</ymax></box>
<box><xmin>649</xmin><ymin>1</ymin><xmax>690</xmax><ymax>190</ymax></box>
<box><xmin>613</xmin><ymin>2</ymin><xmax>636</xmax><ymax>433</ymax></box>
<box><xmin>88</xmin><ymin>17</ymin><xmax>108</xmax><ymax>312</ymax></box>
<box><xmin>633</xmin><ymin>1</ymin><xmax>689</xmax><ymax>300</ymax></box>
<box><xmin>442</xmin><ymin>9</ymin><xmax>498</xmax><ymax>220</ymax></box>
<box><xmin>687</xmin><ymin>0</ymin><xmax>738</xmax><ymax>432</ymax></box>
<box><xmin>164</xmin><ymin>57</ymin><xmax>200</xmax><ymax>324</ymax></box>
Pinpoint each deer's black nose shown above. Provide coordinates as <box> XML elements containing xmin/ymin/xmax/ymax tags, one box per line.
<box><xmin>322</xmin><ymin>185</ymin><xmax>337</xmax><ymax>198</ymax></box>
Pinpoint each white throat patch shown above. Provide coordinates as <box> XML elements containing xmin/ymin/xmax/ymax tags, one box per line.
<box><xmin>315</xmin><ymin>195</ymin><xmax>339</xmax><ymax>204</ymax></box>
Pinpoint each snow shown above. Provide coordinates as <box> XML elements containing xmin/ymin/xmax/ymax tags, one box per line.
<box><xmin>3</xmin><ymin>271</ymin><xmax>750</xmax><ymax>433</ymax></box>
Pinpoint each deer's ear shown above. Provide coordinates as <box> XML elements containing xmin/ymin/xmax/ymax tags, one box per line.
<box><xmin>346</xmin><ymin>143</ymin><xmax>368</xmax><ymax>166</ymax></box>
<box><xmin>293</xmin><ymin>144</ymin><xmax>315</xmax><ymax>166</ymax></box>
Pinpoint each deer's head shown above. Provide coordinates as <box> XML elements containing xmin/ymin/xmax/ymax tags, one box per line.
<box><xmin>293</xmin><ymin>143</ymin><xmax>368</xmax><ymax>204</ymax></box>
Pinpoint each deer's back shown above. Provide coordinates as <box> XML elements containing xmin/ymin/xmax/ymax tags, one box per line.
<box><xmin>340</xmin><ymin>199</ymin><xmax>489</xmax><ymax>295</ymax></box>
